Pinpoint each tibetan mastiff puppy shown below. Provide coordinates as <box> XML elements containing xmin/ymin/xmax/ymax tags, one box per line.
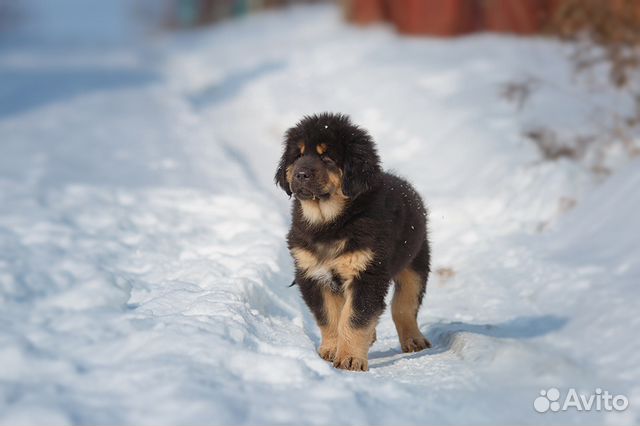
<box><xmin>275</xmin><ymin>113</ymin><xmax>431</xmax><ymax>371</ymax></box>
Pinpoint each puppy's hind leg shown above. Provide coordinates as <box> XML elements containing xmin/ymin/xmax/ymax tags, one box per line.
<box><xmin>392</xmin><ymin>241</ymin><xmax>431</xmax><ymax>352</ymax></box>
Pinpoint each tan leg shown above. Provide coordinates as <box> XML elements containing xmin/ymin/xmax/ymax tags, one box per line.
<box><xmin>318</xmin><ymin>288</ymin><xmax>344</xmax><ymax>362</ymax></box>
<box><xmin>392</xmin><ymin>268</ymin><xmax>431</xmax><ymax>353</ymax></box>
<box><xmin>333</xmin><ymin>287</ymin><xmax>376</xmax><ymax>371</ymax></box>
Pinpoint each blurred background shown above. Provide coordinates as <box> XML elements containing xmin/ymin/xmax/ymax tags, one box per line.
<box><xmin>2</xmin><ymin>0</ymin><xmax>639</xmax><ymax>41</ymax></box>
<box><xmin>2</xmin><ymin>0</ymin><xmax>639</xmax><ymax>152</ymax></box>
<box><xmin>1</xmin><ymin>1</ymin><xmax>639</xmax><ymax>425</ymax></box>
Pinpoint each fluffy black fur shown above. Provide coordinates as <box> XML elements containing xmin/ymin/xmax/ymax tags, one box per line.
<box><xmin>275</xmin><ymin>113</ymin><xmax>431</xmax><ymax>368</ymax></box>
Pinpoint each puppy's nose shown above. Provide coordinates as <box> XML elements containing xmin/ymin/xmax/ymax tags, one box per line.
<box><xmin>295</xmin><ymin>167</ymin><xmax>313</xmax><ymax>181</ymax></box>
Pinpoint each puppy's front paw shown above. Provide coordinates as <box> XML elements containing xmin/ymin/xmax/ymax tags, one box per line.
<box><xmin>333</xmin><ymin>354</ymin><xmax>368</xmax><ymax>371</ymax></box>
<box><xmin>318</xmin><ymin>344</ymin><xmax>337</xmax><ymax>362</ymax></box>
<box><xmin>400</xmin><ymin>334</ymin><xmax>431</xmax><ymax>353</ymax></box>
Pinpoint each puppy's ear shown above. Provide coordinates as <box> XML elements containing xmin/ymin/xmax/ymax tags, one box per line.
<box><xmin>274</xmin><ymin>153</ymin><xmax>292</xmax><ymax>196</ymax></box>
<box><xmin>274</xmin><ymin>127</ymin><xmax>297</xmax><ymax>196</ymax></box>
<box><xmin>342</xmin><ymin>128</ymin><xmax>382</xmax><ymax>198</ymax></box>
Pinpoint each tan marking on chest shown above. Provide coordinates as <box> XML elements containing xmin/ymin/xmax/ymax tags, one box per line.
<box><xmin>291</xmin><ymin>247</ymin><xmax>333</xmax><ymax>284</ymax></box>
<box><xmin>300</xmin><ymin>195</ymin><xmax>346</xmax><ymax>225</ymax></box>
<box><xmin>315</xmin><ymin>239</ymin><xmax>347</xmax><ymax>260</ymax></box>
<box><xmin>290</xmin><ymin>244</ymin><xmax>373</xmax><ymax>285</ymax></box>
<box><xmin>332</xmin><ymin>249</ymin><xmax>374</xmax><ymax>281</ymax></box>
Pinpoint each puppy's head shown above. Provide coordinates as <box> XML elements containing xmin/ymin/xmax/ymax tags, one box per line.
<box><xmin>275</xmin><ymin>113</ymin><xmax>381</xmax><ymax>201</ymax></box>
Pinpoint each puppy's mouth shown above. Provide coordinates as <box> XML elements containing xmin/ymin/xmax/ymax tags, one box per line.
<box><xmin>294</xmin><ymin>188</ymin><xmax>331</xmax><ymax>201</ymax></box>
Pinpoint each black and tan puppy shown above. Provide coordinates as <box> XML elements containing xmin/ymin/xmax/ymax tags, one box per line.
<box><xmin>275</xmin><ymin>113</ymin><xmax>431</xmax><ymax>371</ymax></box>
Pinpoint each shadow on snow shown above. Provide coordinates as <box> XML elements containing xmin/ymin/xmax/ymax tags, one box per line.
<box><xmin>369</xmin><ymin>314</ymin><xmax>568</xmax><ymax>367</ymax></box>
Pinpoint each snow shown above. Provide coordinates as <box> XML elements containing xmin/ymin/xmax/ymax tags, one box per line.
<box><xmin>1</xmin><ymin>4</ymin><xmax>639</xmax><ymax>425</ymax></box>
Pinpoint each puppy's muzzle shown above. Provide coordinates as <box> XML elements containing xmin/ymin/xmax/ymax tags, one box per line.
<box><xmin>295</xmin><ymin>167</ymin><xmax>314</xmax><ymax>183</ymax></box>
<box><xmin>291</xmin><ymin>158</ymin><xmax>329</xmax><ymax>200</ymax></box>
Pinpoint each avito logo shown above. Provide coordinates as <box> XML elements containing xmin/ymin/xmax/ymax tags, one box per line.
<box><xmin>534</xmin><ymin>388</ymin><xmax>629</xmax><ymax>413</ymax></box>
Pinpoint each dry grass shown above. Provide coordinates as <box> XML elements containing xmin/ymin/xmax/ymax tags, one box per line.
<box><xmin>510</xmin><ymin>1</ymin><xmax>640</xmax><ymax>171</ymax></box>
<box><xmin>549</xmin><ymin>0</ymin><xmax>640</xmax><ymax>88</ymax></box>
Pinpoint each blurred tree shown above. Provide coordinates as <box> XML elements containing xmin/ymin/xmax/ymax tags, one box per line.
<box><xmin>482</xmin><ymin>0</ymin><xmax>556</xmax><ymax>34</ymax></box>
<box><xmin>342</xmin><ymin>0</ymin><xmax>560</xmax><ymax>35</ymax></box>
<box><xmin>389</xmin><ymin>0</ymin><xmax>476</xmax><ymax>36</ymax></box>
<box><xmin>342</xmin><ymin>0</ymin><xmax>389</xmax><ymax>26</ymax></box>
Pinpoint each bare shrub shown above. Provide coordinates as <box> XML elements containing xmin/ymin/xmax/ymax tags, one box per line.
<box><xmin>547</xmin><ymin>0</ymin><xmax>640</xmax><ymax>163</ymax></box>
<box><xmin>500</xmin><ymin>78</ymin><xmax>539</xmax><ymax>111</ymax></box>
<box><xmin>435</xmin><ymin>267</ymin><xmax>456</xmax><ymax>282</ymax></box>
<box><xmin>524</xmin><ymin>128</ymin><xmax>593</xmax><ymax>161</ymax></box>
<box><xmin>549</xmin><ymin>0</ymin><xmax>640</xmax><ymax>88</ymax></box>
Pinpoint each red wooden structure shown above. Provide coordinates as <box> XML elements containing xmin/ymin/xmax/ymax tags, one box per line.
<box><xmin>343</xmin><ymin>0</ymin><xmax>564</xmax><ymax>36</ymax></box>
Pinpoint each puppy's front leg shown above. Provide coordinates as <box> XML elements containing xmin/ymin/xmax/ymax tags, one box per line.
<box><xmin>295</xmin><ymin>271</ymin><xmax>345</xmax><ymax>362</ymax></box>
<box><xmin>333</xmin><ymin>278</ymin><xmax>385</xmax><ymax>372</ymax></box>
<box><xmin>318</xmin><ymin>288</ymin><xmax>344</xmax><ymax>362</ymax></box>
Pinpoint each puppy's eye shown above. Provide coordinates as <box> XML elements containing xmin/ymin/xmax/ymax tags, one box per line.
<box><xmin>321</xmin><ymin>155</ymin><xmax>334</xmax><ymax>164</ymax></box>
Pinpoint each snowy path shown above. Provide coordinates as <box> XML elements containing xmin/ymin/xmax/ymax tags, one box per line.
<box><xmin>1</xmin><ymin>5</ymin><xmax>639</xmax><ymax>425</ymax></box>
